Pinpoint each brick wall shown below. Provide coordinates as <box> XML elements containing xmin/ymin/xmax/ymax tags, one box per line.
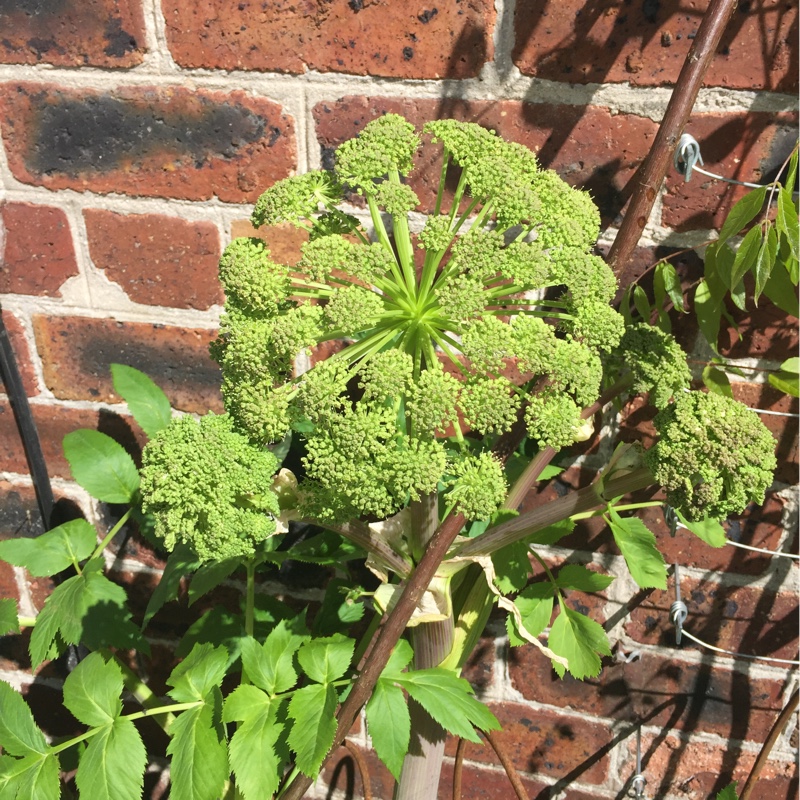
<box><xmin>0</xmin><ymin>1</ymin><xmax>797</xmax><ymax>798</ymax></box>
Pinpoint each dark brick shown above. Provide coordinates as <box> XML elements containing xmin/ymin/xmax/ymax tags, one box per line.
<box><xmin>0</xmin><ymin>84</ymin><xmax>296</xmax><ymax>203</ymax></box>
<box><xmin>1</xmin><ymin>203</ymin><xmax>79</xmax><ymax>296</ymax></box>
<box><xmin>1</xmin><ymin>309</ymin><xmax>39</xmax><ymax>397</ymax></box>
<box><xmin>163</xmin><ymin>0</ymin><xmax>495</xmax><ymax>79</ymax></box>
<box><xmin>84</xmin><ymin>209</ymin><xmax>223</xmax><ymax>310</ymax></box>
<box><xmin>0</xmin><ymin>0</ymin><xmax>145</xmax><ymax>67</ymax></box>
<box><xmin>31</xmin><ymin>315</ymin><xmax>222</xmax><ymax>414</ymax></box>
<box><xmin>512</xmin><ymin>0</ymin><xmax>798</xmax><ymax>92</ymax></box>
<box><xmin>662</xmin><ymin>112</ymin><xmax>799</xmax><ymax>232</ymax></box>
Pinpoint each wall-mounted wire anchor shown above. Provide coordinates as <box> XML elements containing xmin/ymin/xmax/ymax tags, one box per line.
<box><xmin>663</xmin><ymin>505</ymin><xmax>678</xmax><ymax>537</ymax></box>
<box><xmin>616</xmin><ymin>647</ymin><xmax>642</xmax><ymax>664</ymax></box>
<box><xmin>674</xmin><ymin>132</ymin><xmax>800</xmax><ymax>196</ymax></box>
<box><xmin>669</xmin><ymin>563</ymin><xmax>688</xmax><ymax>646</ymax></box>
<box><xmin>630</xmin><ymin>726</ymin><xmax>646</xmax><ymax>799</ymax></box>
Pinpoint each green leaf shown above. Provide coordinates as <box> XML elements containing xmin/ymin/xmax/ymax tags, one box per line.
<box><xmin>716</xmin><ymin>781</ymin><xmax>739</xmax><ymax>800</ymax></box>
<box><xmin>241</xmin><ymin>621</ymin><xmax>307</xmax><ymax>695</ymax></box>
<box><xmin>762</xmin><ymin>252</ymin><xmax>799</xmax><ymax>315</ymax></box>
<box><xmin>381</xmin><ymin>639</ymin><xmax>414</xmax><ymax>680</ymax></box>
<box><xmin>111</xmin><ymin>363</ymin><xmax>172</xmax><ymax>439</ymax></box>
<box><xmin>63</xmin><ymin>429</ymin><xmax>140</xmax><ymax>503</ymax></box>
<box><xmin>0</xmin><ymin>599</ymin><xmax>19</xmax><ymax>636</ymax></box>
<box><xmin>730</xmin><ymin>225</ymin><xmax>763</xmax><ymax>290</ymax></box>
<box><xmin>143</xmin><ymin>543</ymin><xmax>201</xmax><ymax>628</ymax></box>
<box><xmin>702</xmin><ymin>365</ymin><xmax>733</xmax><ymax>398</ymax></box>
<box><xmin>0</xmin><ymin>520</ymin><xmax>97</xmax><ymax>577</ymax></box>
<box><xmin>63</xmin><ymin>652</ymin><xmax>122</xmax><ymax>727</ymax></box>
<box><xmin>607</xmin><ymin>508</ymin><xmax>667</xmax><ymax>589</ymax></box>
<box><xmin>717</xmin><ymin>185</ymin><xmax>767</xmax><ymax>249</ymax></box>
<box><xmin>548</xmin><ymin>604</ymin><xmax>611</xmax><ymax>679</ymax></box>
<box><xmin>632</xmin><ymin>285</ymin><xmax>651</xmax><ymax>322</ymax></box>
<box><xmin>513</xmin><ymin>583</ymin><xmax>555</xmax><ymax>639</ymax></box>
<box><xmin>226</xmin><ymin>691</ymin><xmax>283</xmax><ymax>799</ymax></box>
<box><xmin>694</xmin><ymin>278</ymin><xmax>722</xmax><ymax>354</ymax></box>
<box><xmin>394</xmin><ymin>669</ymin><xmax>499</xmax><ymax>743</ymax></box>
<box><xmin>75</xmin><ymin>717</ymin><xmax>146</xmax><ymax>800</ymax></box>
<box><xmin>167</xmin><ymin>696</ymin><xmax>229</xmax><ymax>800</ymax></box>
<box><xmin>527</xmin><ymin>518</ymin><xmax>575</xmax><ymax>547</ymax></box>
<box><xmin>776</xmin><ymin>187</ymin><xmax>799</xmax><ymax>262</ymax></box>
<box><xmin>313</xmin><ymin>579</ymin><xmax>365</xmax><ymax>636</ymax></box>
<box><xmin>297</xmin><ymin>634</ymin><xmax>354</xmax><ymax>684</ymax></box>
<box><xmin>619</xmin><ymin>285</ymin><xmax>633</xmax><ymax>326</ymax></box>
<box><xmin>188</xmin><ymin>558</ymin><xmax>242</xmax><ymax>607</ymax></box>
<box><xmin>754</xmin><ymin>225</ymin><xmax>778</xmax><ymax>303</ymax></box>
<box><xmin>0</xmin><ymin>752</ymin><xmax>60</xmax><ymax>800</ymax></box>
<box><xmin>0</xmin><ymin>681</ymin><xmax>48</xmax><ymax>756</ymax></box>
<box><xmin>287</xmin><ymin>683</ymin><xmax>337</xmax><ymax>776</ymax></box>
<box><xmin>768</xmin><ymin>356</ymin><xmax>800</xmax><ymax>397</ymax></box>
<box><xmin>556</xmin><ymin>564</ymin><xmax>614</xmax><ymax>593</ymax></box>
<box><xmin>29</xmin><ymin>572</ymin><xmax>146</xmax><ymax>668</ymax></box>
<box><xmin>492</xmin><ymin>540</ymin><xmax>531</xmax><ymax>594</ymax></box>
<box><xmin>654</xmin><ymin>262</ymin><xmax>685</xmax><ymax>311</ymax></box>
<box><xmin>675</xmin><ymin>509</ymin><xmax>726</xmax><ymax>548</ymax></box>
<box><xmin>167</xmin><ymin>643</ymin><xmax>229</xmax><ymax>703</ymax></box>
<box><xmin>366</xmin><ymin>680</ymin><xmax>410</xmax><ymax>780</ymax></box>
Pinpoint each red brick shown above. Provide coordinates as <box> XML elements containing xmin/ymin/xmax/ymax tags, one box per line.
<box><xmin>1</xmin><ymin>310</ymin><xmax>39</xmax><ymax>397</ymax></box>
<box><xmin>721</xmin><ymin>303</ymin><xmax>800</xmax><ymax>363</ymax></box>
<box><xmin>626</xmin><ymin>578</ymin><xmax>799</xmax><ymax>662</ymax></box>
<box><xmin>163</xmin><ymin>0</ymin><xmax>495</xmax><ymax>79</ymax></box>
<box><xmin>509</xmin><ymin>647</ymin><xmax>790</xmax><ymax>745</ymax></box>
<box><xmin>0</xmin><ymin>0</ymin><xmax>145</xmax><ymax>67</ymax></box>
<box><xmin>445</xmin><ymin>701</ymin><xmax>611</xmax><ymax>784</ymax></box>
<box><xmin>313</xmin><ymin>97</ymin><xmax>657</xmax><ymax>222</ymax></box>
<box><xmin>230</xmin><ymin>220</ymin><xmax>308</xmax><ymax>266</ymax></box>
<box><xmin>1</xmin><ymin>203</ymin><xmax>79</xmax><ymax>296</ymax></box>
<box><xmin>632</xmin><ymin>731</ymin><xmax>798</xmax><ymax>800</ymax></box>
<box><xmin>0</xmin><ymin>84</ymin><xmax>296</xmax><ymax>204</ymax></box>
<box><xmin>32</xmin><ymin>315</ymin><xmax>222</xmax><ymax>414</ymax></box>
<box><xmin>512</xmin><ymin>0</ymin><xmax>798</xmax><ymax>92</ymax></box>
<box><xmin>662</xmin><ymin>112</ymin><xmax>798</xmax><ymax>232</ymax></box>
<box><xmin>84</xmin><ymin>210</ymin><xmax>223</xmax><ymax>310</ymax></box>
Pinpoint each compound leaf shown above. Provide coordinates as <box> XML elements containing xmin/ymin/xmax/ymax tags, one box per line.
<box><xmin>63</xmin><ymin>652</ymin><xmax>122</xmax><ymax>727</ymax></box>
<box><xmin>675</xmin><ymin>510</ymin><xmax>726</xmax><ymax>548</ymax></box>
<box><xmin>63</xmin><ymin>429</ymin><xmax>140</xmax><ymax>504</ymax></box>
<box><xmin>287</xmin><ymin>683</ymin><xmax>337</xmax><ymax>777</ymax></box>
<box><xmin>0</xmin><ymin>752</ymin><xmax>60</xmax><ymax>800</ymax></box>
<box><xmin>366</xmin><ymin>679</ymin><xmax>409</xmax><ymax>780</ymax></box>
<box><xmin>0</xmin><ymin>681</ymin><xmax>48</xmax><ymax>757</ymax></box>
<box><xmin>296</xmin><ymin>634</ymin><xmax>354</xmax><ymax>685</ymax></box>
<box><xmin>75</xmin><ymin>717</ymin><xmax>146</xmax><ymax>800</ymax></box>
<box><xmin>167</xmin><ymin>643</ymin><xmax>229</xmax><ymax>704</ymax></box>
<box><xmin>548</xmin><ymin>604</ymin><xmax>611</xmax><ymax>680</ymax></box>
<box><xmin>716</xmin><ymin>782</ymin><xmax>739</xmax><ymax>800</ymax></box>
<box><xmin>513</xmin><ymin>582</ymin><xmax>555</xmax><ymax>640</ymax></box>
<box><xmin>0</xmin><ymin>519</ymin><xmax>96</xmax><ymax>577</ymax></box>
<box><xmin>0</xmin><ymin>599</ymin><xmax>19</xmax><ymax>636</ymax></box>
<box><xmin>188</xmin><ymin>558</ymin><xmax>242</xmax><ymax>607</ymax></box>
<box><xmin>608</xmin><ymin>508</ymin><xmax>667</xmax><ymax>589</ymax></box>
<box><xmin>241</xmin><ymin>621</ymin><xmax>307</xmax><ymax>695</ymax></box>
<box><xmin>492</xmin><ymin>540</ymin><xmax>532</xmax><ymax>594</ymax></box>
<box><xmin>111</xmin><ymin>363</ymin><xmax>172</xmax><ymax>439</ymax></box>
<box><xmin>556</xmin><ymin>564</ymin><xmax>614</xmax><ymax>593</ymax></box>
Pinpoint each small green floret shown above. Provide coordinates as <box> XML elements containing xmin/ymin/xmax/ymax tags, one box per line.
<box><xmin>448</xmin><ymin>452</ymin><xmax>507</xmax><ymax>521</ymax></box>
<box><xmin>251</xmin><ymin>170</ymin><xmax>343</xmax><ymax>228</ymax></box>
<box><xmin>140</xmin><ymin>414</ymin><xmax>279</xmax><ymax>561</ymax></box>
<box><xmin>645</xmin><ymin>392</ymin><xmax>777</xmax><ymax>521</ymax></box>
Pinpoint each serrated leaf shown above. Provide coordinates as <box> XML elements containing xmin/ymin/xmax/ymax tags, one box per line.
<box><xmin>514</xmin><ymin>583</ymin><xmax>555</xmax><ymax>639</ymax></box>
<box><xmin>366</xmin><ymin>680</ymin><xmax>410</xmax><ymax>780</ymax></box>
<box><xmin>675</xmin><ymin>510</ymin><xmax>726</xmax><ymax>548</ymax></box>
<box><xmin>0</xmin><ymin>752</ymin><xmax>60</xmax><ymax>800</ymax></box>
<box><xmin>607</xmin><ymin>509</ymin><xmax>667</xmax><ymax>590</ymax></box>
<box><xmin>548</xmin><ymin>604</ymin><xmax>611</xmax><ymax>679</ymax></box>
<box><xmin>227</xmin><ymin>694</ymin><xmax>283</xmax><ymax>799</ymax></box>
<box><xmin>776</xmin><ymin>187</ymin><xmax>799</xmax><ymax>261</ymax></box>
<box><xmin>167</xmin><ymin>643</ymin><xmax>229</xmax><ymax>703</ymax></box>
<box><xmin>394</xmin><ymin>669</ymin><xmax>499</xmax><ymax>743</ymax></box>
<box><xmin>29</xmin><ymin>572</ymin><xmax>146</xmax><ymax>668</ymax></box>
<box><xmin>63</xmin><ymin>652</ymin><xmax>122</xmax><ymax>727</ymax></box>
<box><xmin>702</xmin><ymin>365</ymin><xmax>733</xmax><ymax>398</ymax></box>
<box><xmin>287</xmin><ymin>683</ymin><xmax>337</xmax><ymax>776</ymax></box>
<box><xmin>492</xmin><ymin>540</ymin><xmax>532</xmax><ymax>594</ymax></box>
<box><xmin>717</xmin><ymin>185</ymin><xmax>767</xmax><ymax>249</ymax></box>
<box><xmin>296</xmin><ymin>634</ymin><xmax>354</xmax><ymax>684</ymax></box>
<box><xmin>730</xmin><ymin>225</ymin><xmax>763</xmax><ymax>290</ymax></box>
<box><xmin>0</xmin><ymin>681</ymin><xmax>48</xmax><ymax>757</ymax></box>
<box><xmin>0</xmin><ymin>599</ymin><xmax>19</xmax><ymax>636</ymax></box>
<box><xmin>63</xmin><ymin>429</ymin><xmax>140</xmax><ymax>503</ymax></box>
<box><xmin>143</xmin><ymin>543</ymin><xmax>200</xmax><ymax>628</ymax></box>
<box><xmin>75</xmin><ymin>717</ymin><xmax>146</xmax><ymax>800</ymax></box>
<box><xmin>754</xmin><ymin>225</ymin><xmax>778</xmax><ymax>302</ymax></box>
<box><xmin>716</xmin><ymin>781</ymin><xmax>739</xmax><ymax>800</ymax></box>
<box><xmin>0</xmin><ymin>519</ymin><xmax>97</xmax><ymax>577</ymax></box>
<box><xmin>167</xmin><ymin>697</ymin><xmax>229</xmax><ymax>800</ymax></box>
<box><xmin>188</xmin><ymin>558</ymin><xmax>242</xmax><ymax>607</ymax></box>
<box><xmin>241</xmin><ymin>621</ymin><xmax>307</xmax><ymax>695</ymax></box>
<box><xmin>556</xmin><ymin>564</ymin><xmax>614</xmax><ymax>593</ymax></box>
<box><xmin>632</xmin><ymin>285</ymin><xmax>651</xmax><ymax>322</ymax></box>
<box><xmin>381</xmin><ymin>639</ymin><xmax>414</xmax><ymax>680</ymax></box>
<box><xmin>111</xmin><ymin>363</ymin><xmax>172</xmax><ymax>439</ymax></box>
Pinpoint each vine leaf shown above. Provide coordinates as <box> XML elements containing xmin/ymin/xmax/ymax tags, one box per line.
<box><xmin>365</xmin><ymin>679</ymin><xmax>410</xmax><ymax>780</ymax></box>
<box><xmin>111</xmin><ymin>363</ymin><xmax>172</xmax><ymax>439</ymax></box>
<box><xmin>607</xmin><ymin>508</ymin><xmax>667</xmax><ymax>589</ymax></box>
<box><xmin>287</xmin><ymin>683</ymin><xmax>338</xmax><ymax>777</ymax></box>
<box><xmin>63</xmin><ymin>652</ymin><xmax>122</xmax><ymax>727</ymax></box>
<box><xmin>0</xmin><ymin>519</ymin><xmax>96</xmax><ymax>578</ymax></box>
<box><xmin>548</xmin><ymin>604</ymin><xmax>611</xmax><ymax>680</ymax></box>
<box><xmin>75</xmin><ymin>717</ymin><xmax>146</xmax><ymax>800</ymax></box>
<box><xmin>63</xmin><ymin>429</ymin><xmax>140</xmax><ymax>504</ymax></box>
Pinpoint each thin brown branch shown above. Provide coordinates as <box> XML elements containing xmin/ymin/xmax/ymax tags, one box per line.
<box><xmin>483</xmin><ymin>729</ymin><xmax>531</xmax><ymax>800</ymax></box>
<box><xmin>342</xmin><ymin>739</ymin><xmax>374</xmax><ymax>800</ymax></box>
<box><xmin>740</xmin><ymin>690</ymin><xmax>799</xmax><ymax>800</ymax></box>
<box><xmin>452</xmin><ymin>738</ymin><xmax>467</xmax><ymax>800</ymax></box>
<box><xmin>606</xmin><ymin>0</ymin><xmax>738</xmax><ymax>276</ymax></box>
